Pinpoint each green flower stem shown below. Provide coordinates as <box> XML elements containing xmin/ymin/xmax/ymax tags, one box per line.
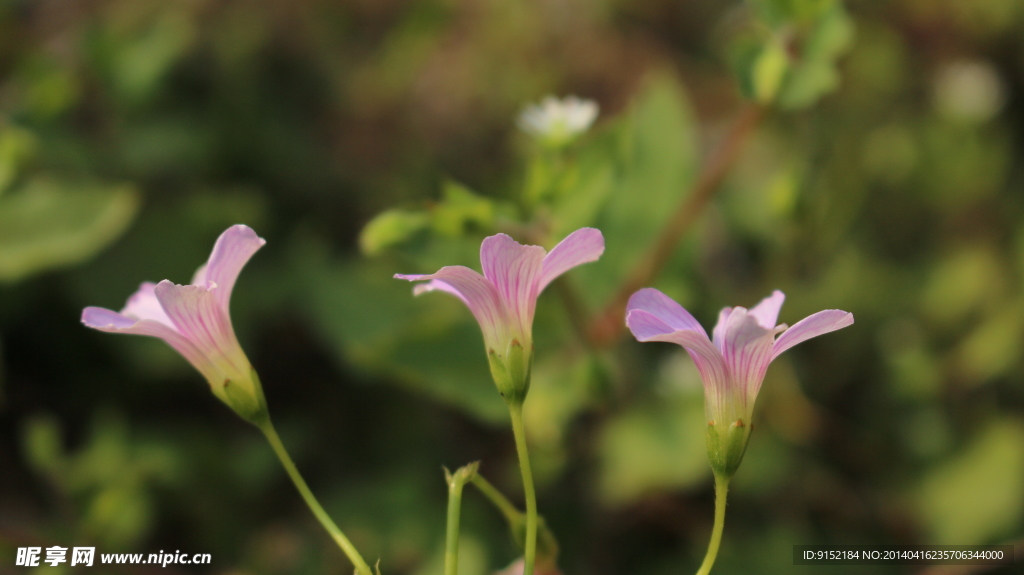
<box><xmin>695</xmin><ymin>474</ymin><xmax>730</xmax><ymax>575</ymax></box>
<box><xmin>444</xmin><ymin>463</ymin><xmax>478</xmax><ymax>575</ymax></box>
<box><xmin>469</xmin><ymin>473</ymin><xmax>522</xmax><ymax>526</ymax></box>
<box><xmin>259</xmin><ymin>421</ymin><xmax>374</xmax><ymax>575</ymax></box>
<box><xmin>507</xmin><ymin>402</ymin><xmax>538</xmax><ymax>575</ymax></box>
<box><xmin>444</xmin><ymin>477</ymin><xmax>464</xmax><ymax>575</ymax></box>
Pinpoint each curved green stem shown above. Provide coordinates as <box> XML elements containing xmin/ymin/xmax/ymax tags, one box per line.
<box><xmin>507</xmin><ymin>403</ymin><xmax>537</xmax><ymax>575</ymax></box>
<box><xmin>470</xmin><ymin>473</ymin><xmax>522</xmax><ymax>526</ymax></box>
<box><xmin>695</xmin><ymin>474</ymin><xmax>730</xmax><ymax>575</ymax></box>
<box><xmin>260</xmin><ymin>421</ymin><xmax>374</xmax><ymax>575</ymax></box>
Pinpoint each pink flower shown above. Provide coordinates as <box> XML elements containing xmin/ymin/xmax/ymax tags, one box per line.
<box><xmin>396</xmin><ymin>228</ymin><xmax>604</xmax><ymax>403</ymax></box>
<box><xmin>626</xmin><ymin>289</ymin><xmax>853</xmax><ymax>476</ymax></box>
<box><xmin>82</xmin><ymin>225</ymin><xmax>267</xmax><ymax>421</ymax></box>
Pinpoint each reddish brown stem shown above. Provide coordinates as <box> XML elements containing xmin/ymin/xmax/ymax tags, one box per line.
<box><xmin>589</xmin><ymin>104</ymin><xmax>766</xmax><ymax>348</ymax></box>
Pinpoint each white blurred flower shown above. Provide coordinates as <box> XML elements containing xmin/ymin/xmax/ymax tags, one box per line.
<box><xmin>933</xmin><ymin>60</ymin><xmax>1005</xmax><ymax>123</ymax></box>
<box><xmin>518</xmin><ymin>96</ymin><xmax>598</xmax><ymax>146</ymax></box>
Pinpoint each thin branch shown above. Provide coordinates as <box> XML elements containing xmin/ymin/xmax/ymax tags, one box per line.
<box><xmin>589</xmin><ymin>103</ymin><xmax>766</xmax><ymax>347</ymax></box>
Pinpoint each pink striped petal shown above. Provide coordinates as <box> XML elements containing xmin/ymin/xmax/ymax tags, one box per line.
<box><xmin>626</xmin><ymin>288</ymin><xmax>705</xmax><ymax>334</ymax></box>
<box><xmin>749</xmin><ymin>290</ymin><xmax>785</xmax><ymax>329</ymax></box>
<box><xmin>81</xmin><ymin>307</ymin><xmax>217</xmax><ymax>382</ymax></box>
<box><xmin>121</xmin><ymin>282</ymin><xmax>173</xmax><ymax>327</ymax></box>
<box><xmin>717</xmin><ymin>308</ymin><xmax>781</xmax><ymax>398</ymax></box>
<box><xmin>153</xmin><ymin>280</ymin><xmax>249</xmax><ymax>378</ymax></box>
<box><xmin>195</xmin><ymin>225</ymin><xmax>266</xmax><ymax>310</ymax></box>
<box><xmin>711</xmin><ymin>307</ymin><xmax>734</xmax><ymax>351</ymax></box>
<box><xmin>480</xmin><ymin>233</ymin><xmax>546</xmax><ymax>337</ymax></box>
<box><xmin>771</xmin><ymin>309</ymin><xmax>854</xmax><ymax>361</ymax></box>
<box><xmin>626</xmin><ymin>309</ymin><xmax>728</xmax><ymax>405</ymax></box>
<box><xmin>395</xmin><ymin>266</ymin><xmax>508</xmax><ymax>350</ymax></box>
<box><xmin>536</xmin><ymin>227</ymin><xmax>605</xmax><ymax>292</ymax></box>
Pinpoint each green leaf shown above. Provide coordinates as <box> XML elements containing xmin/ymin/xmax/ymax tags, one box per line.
<box><xmin>0</xmin><ymin>178</ymin><xmax>139</xmax><ymax>282</ymax></box>
<box><xmin>431</xmin><ymin>180</ymin><xmax>495</xmax><ymax>237</ymax></box>
<box><xmin>112</xmin><ymin>12</ymin><xmax>197</xmax><ymax>102</ymax></box>
<box><xmin>777</xmin><ymin>2</ymin><xmax>855</xmax><ymax>109</ymax></box>
<box><xmin>917</xmin><ymin>420</ymin><xmax>1024</xmax><ymax>544</ymax></box>
<box><xmin>0</xmin><ymin>125</ymin><xmax>37</xmax><ymax>196</ymax></box>
<box><xmin>359</xmin><ymin>209</ymin><xmax>430</xmax><ymax>256</ymax></box>
<box><xmin>752</xmin><ymin>38</ymin><xmax>791</xmax><ymax>103</ymax></box>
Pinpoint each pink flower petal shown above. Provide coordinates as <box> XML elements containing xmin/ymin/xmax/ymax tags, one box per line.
<box><xmin>81</xmin><ymin>307</ymin><xmax>216</xmax><ymax>381</ymax></box>
<box><xmin>626</xmin><ymin>288</ymin><xmax>705</xmax><ymax>334</ymax></box>
<box><xmin>198</xmin><ymin>225</ymin><xmax>266</xmax><ymax>310</ymax></box>
<box><xmin>536</xmin><ymin>227</ymin><xmax>605</xmax><ymax>292</ymax></box>
<box><xmin>121</xmin><ymin>282</ymin><xmax>174</xmax><ymax>327</ymax></box>
<box><xmin>711</xmin><ymin>307</ymin><xmax>734</xmax><ymax>351</ymax></box>
<box><xmin>395</xmin><ymin>266</ymin><xmax>508</xmax><ymax>349</ymax></box>
<box><xmin>748</xmin><ymin>290</ymin><xmax>785</xmax><ymax>329</ymax></box>
<box><xmin>153</xmin><ymin>280</ymin><xmax>248</xmax><ymax>376</ymax></box>
<box><xmin>771</xmin><ymin>309</ymin><xmax>854</xmax><ymax>361</ymax></box>
<box><xmin>626</xmin><ymin>308</ymin><xmax>728</xmax><ymax>402</ymax></box>
<box><xmin>716</xmin><ymin>308</ymin><xmax>780</xmax><ymax>399</ymax></box>
<box><xmin>480</xmin><ymin>233</ymin><xmax>546</xmax><ymax>339</ymax></box>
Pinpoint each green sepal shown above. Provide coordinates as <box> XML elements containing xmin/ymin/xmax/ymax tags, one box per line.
<box><xmin>487</xmin><ymin>338</ymin><xmax>533</xmax><ymax>405</ymax></box>
<box><xmin>216</xmin><ymin>368</ymin><xmax>269</xmax><ymax>426</ymax></box>
<box><xmin>705</xmin><ymin>418</ymin><xmax>752</xmax><ymax>479</ymax></box>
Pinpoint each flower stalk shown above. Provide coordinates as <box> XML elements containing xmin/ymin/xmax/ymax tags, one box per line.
<box><xmin>443</xmin><ymin>462</ymin><xmax>479</xmax><ymax>575</ymax></box>
<box><xmin>260</xmin><ymin>420</ymin><xmax>374</xmax><ymax>575</ymax></box>
<box><xmin>695</xmin><ymin>474</ymin><xmax>730</xmax><ymax>575</ymax></box>
<box><xmin>507</xmin><ymin>402</ymin><xmax>538</xmax><ymax>575</ymax></box>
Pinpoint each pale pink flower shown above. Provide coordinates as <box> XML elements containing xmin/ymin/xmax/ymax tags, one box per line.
<box><xmin>82</xmin><ymin>225</ymin><xmax>266</xmax><ymax>419</ymax></box>
<box><xmin>626</xmin><ymin>289</ymin><xmax>853</xmax><ymax>427</ymax></box>
<box><xmin>396</xmin><ymin>228</ymin><xmax>604</xmax><ymax>402</ymax></box>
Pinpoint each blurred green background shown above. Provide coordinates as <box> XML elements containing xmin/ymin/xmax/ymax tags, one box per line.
<box><xmin>1</xmin><ymin>0</ymin><xmax>1022</xmax><ymax>573</ymax></box>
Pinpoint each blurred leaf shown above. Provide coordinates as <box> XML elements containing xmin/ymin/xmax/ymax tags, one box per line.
<box><xmin>597</xmin><ymin>353</ymin><xmax>708</xmax><ymax>505</ymax></box>
<box><xmin>360</xmin><ymin>209</ymin><xmax>431</xmax><ymax>256</ymax></box>
<box><xmin>878</xmin><ymin>320</ymin><xmax>942</xmax><ymax>400</ymax></box>
<box><xmin>597</xmin><ymin>396</ymin><xmax>707</xmax><ymax>505</ymax></box>
<box><xmin>0</xmin><ymin>125</ymin><xmax>37</xmax><ymax>195</ymax></box>
<box><xmin>22</xmin><ymin>413</ymin><xmax>65</xmax><ymax>478</ymax></box>
<box><xmin>917</xmin><ymin>123</ymin><xmax>1008</xmax><ymax>209</ymax></box>
<box><xmin>751</xmin><ymin>0</ymin><xmax>838</xmax><ymax>27</ymax></box>
<box><xmin>360</xmin><ymin>182</ymin><xmax>495</xmax><ymax>256</ymax></box>
<box><xmin>917</xmin><ymin>420</ymin><xmax>1024</xmax><ymax>544</ymax></box>
<box><xmin>955</xmin><ymin>301</ymin><xmax>1024</xmax><ymax>385</ymax></box>
<box><xmin>778</xmin><ymin>2</ymin><xmax>855</xmax><ymax>109</ymax></box>
<box><xmin>0</xmin><ymin>178</ymin><xmax>139</xmax><ymax>282</ymax></box>
<box><xmin>752</xmin><ymin>38</ymin><xmax>790</xmax><ymax>103</ymax></box>
<box><xmin>431</xmin><ymin>181</ymin><xmax>495</xmax><ymax>237</ymax></box>
<box><xmin>111</xmin><ymin>11</ymin><xmax>197</xmax><ymax>102</ymax></box>
<box><xmin>83</xmin><ymin>484</ymin><xmax>153</xmax><ymax>550</ymax></box>
<box><xmin>19</xmin><ymin>57</ymin><xmax>80</xmax><ymax>119</ymax></box>
<box><xmin>920</xmin><ymin>245</ymin><xmax>1004</xmax><ymax>329</ymax></box>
